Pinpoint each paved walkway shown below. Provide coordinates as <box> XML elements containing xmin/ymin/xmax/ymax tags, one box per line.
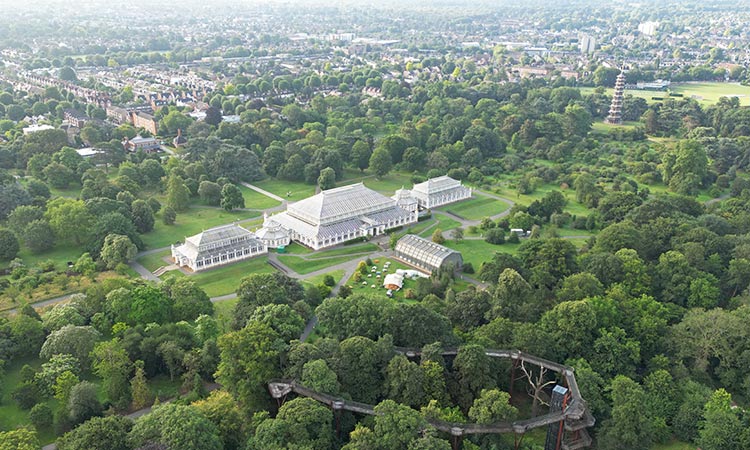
<box><xmin>240</xmin><ymin>182</ymin><xmax>287</xmax><ymax>203</ymax></box>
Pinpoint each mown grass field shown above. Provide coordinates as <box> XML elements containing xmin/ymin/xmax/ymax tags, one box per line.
<box><xmin>253</xmin><ymin>178</ymin><xmax>316</xmax><ymax>201</ymax></box>
<box><xmin>303</xmin><ymin>269</ymin><xmax>345</xmax><ymax>288</ymax></box>
<box><xmin>277</xmin><ymin>254</ymin><xmax>359</xmax><ymax>275</ymax></box>
<box><xmin>443</xmin><ymin>239</ymin><xmax>521</xmax><ymax>270</ymax></box>
<box><xmin>580</xmin><ymin>82</ymin><xmax>750</xmax><ymax>106</ymax></box>
<box><xmin>444</xmin><ymin>196</ymin><xmax>511</xmax><ymax>220</ymax></box>
<box><xmin>418</xmin><ymin>214</ymin><xmax>462</xmax><ymax>238</ymax></box>
<box><xmin>238</xmin><ymin>185</ymin><xmax>282</xmax><ymax>210</ymax></box>
<box><xmin>162</xmin><ymin>256</ymin><xmax>275</xmax><ymax>297</ymax></box>
<box><xmin>136</xmin><ymin>250</ymin><xmax>172</xmax><ymax>272</ymax></box>
<box><xmin>142</xmin><ymin>207</ymin><xmax>259</xmax><ymax>249</ymax></box>
<box><xmin>345</xmin><ymin>257</ymin><xmax>413</xmax><ymax>300</ymax></box>
<box><xmin>305</xmin><ymin>243</ymin><xmax>380</xmax><ymax>260</ymax></box>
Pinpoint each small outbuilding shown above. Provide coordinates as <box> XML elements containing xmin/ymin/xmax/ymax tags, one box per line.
<box><xmin>393</xmin><ymin>234</ymin><xmax>463</xmax><ymax>274</ymax></box>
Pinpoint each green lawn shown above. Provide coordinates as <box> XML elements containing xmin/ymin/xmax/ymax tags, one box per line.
<box><xmin>7</xmin><ymin>245</ymin><xmax>85</xmax><ymax>271</ymax></box>
<box><xmin>305</xmin><ymin>243</ymin><xmax>379</xmax><ymax>260</ymax></box>
<box><xmin>136</xmin><ymin>250</ymin><xmax>172</xmax><ymax>272</ymax></box>
<box><xmin>418</xmin><ymin>214</ymin><xmax>461</xmax><ymax>238</ymax></box>
<box><xmin>444</xmin><ymin>196</ymin><xmax>511</xmax><ymax>220</ymax></box>
<box><xmin>162</xmin><ymin>256</ymin><xmax>275</xmax><ymax>297</ymax></box>
<box><xmin>443</xmin><ymin>239</ymin><xmax>521</xmax><ymax>270</ymax></box>
<box><xmin>142</xmin><ymin>207</ymin><xmax>259</xmax><ymax>249</ymax></box>
<box><xmin>253</xmin><ymin>178</ymin><xmax>316</xmax><ymax>202</ymax></box>
<box><xmin>238</xmin><ymin>185</ymin><xmax>282</xmax><ymax>210</ymax></box>
<box><xmin>277</xmin><ymin>254</ymin><xmax>359</xmax><ymax>275</ymax></box>
<box><xmin>345</xmin><ymin>257</ymin><xmax>414</xmax><ymax>301</ymax></box>
<box><xmin>361</xmin><ymin>172</ymin><xmax>414</xmax><ymax>195</ymax></box>
<box><xmin>581</xmin><ymin>82</ymin><xmax>750</xmax><ymax>106</ymax></box>
<box><xmin>303</xmin><ymin>270</ymin><xmax>345</xmax><ymax>288</ymax></box>
<box><xmin>0</xmin><ymin>357</ymin><xmax>58</xmax><ymax>444</ymax></box>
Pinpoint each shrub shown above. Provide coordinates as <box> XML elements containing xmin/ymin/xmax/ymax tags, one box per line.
<box><xmin>462</xmin><ymin>263</ymin><xmax>475</xmax><ymax>274</ymax></box>
<box><xmin>29</xmin><ymin>403</ymin><xmax>53</xmax><ymax>429</ymax></box>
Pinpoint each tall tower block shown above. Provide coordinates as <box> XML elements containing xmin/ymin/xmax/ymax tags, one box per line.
<box><xmin>605</xmin><ymin>71</ymin><xmax>626</xmax><ymax>125</ymax></box>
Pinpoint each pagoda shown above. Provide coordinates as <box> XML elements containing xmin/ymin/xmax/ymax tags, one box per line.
<box><xmin>605</xmin><ymin>71</ymin><xmax>626</xmax><ymax>125</ymax></box>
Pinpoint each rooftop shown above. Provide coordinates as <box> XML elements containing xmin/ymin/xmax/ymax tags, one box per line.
<box><xmin>287</xmin><ymin>183</ymin><xmax>396</xmax><ymax>226</ymax></box>
<box><xmin>185</xmin><ymin>223</ymin><xmax>254</xmax><ymax>249</ymax></box>
<box><xmin>412</xmin><ymin>176</ymin><xmax>463</xmax><ymax>194</ymax></box>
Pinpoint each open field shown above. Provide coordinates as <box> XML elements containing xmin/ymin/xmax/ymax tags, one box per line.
<box><xmin>580</xmin><ymin>82</ymin><xmax>750</xmax><ymax>106</ymax></box>
<box><xmin>9</xmin><ymin>244</ymin><xmax>85</xmax><ymax>271</ymax></box>
<box><xmin>444</xmin><ymin>196</ymin><xmax>512</xmax><ymax>220</ymax></box>
<box><xmin>0</xmin><ymin>357</ymin><xmax>57</xmax><ymax>444</ymax></box>
<box><xmin>136</xmin><ymin>250</ymin><xmax>171</xmax><ymax>272</ymax></box>
<box><xmin>277</xmin><ymin>254</ymin><xmax>359</xmax><ymax>275</ymax></box>
<box><xmin>361</xmin><ymin>172</ymin><xmax>414</xmax><ymax>195</ymax></box>
<box><xmin>142</xmin><ymin>207</ymin><xmax>259</xmax><ymax>249</ymax></box>
<box><xmin>417</xmin><ymin>214</ymin><xmax>462</xmax><ymax>238</ymax></box>
<box><xmin>443</xmin><ymin>239</ymin><xmax>522</xmax><ymax>270</ymax></box>
<box><xmin>305</xmin><ymin>243</ymin><xmax>380</xmax><ymax>260</ymax></box>
<box><xmin>253</xmin><ymin>178</ymin><xmax>316</xmax><ymax>201</ymax></box>
<box><xmin>344</xmin><ymin>257</ymin><xmax>413</xmax><ymax>301</ymax></box>
<box><xmin>303</xmin><ymin>269</ymin><xmax>345</xmax><ymax>288</ymax></box>
<box><xmin>238</xmin><ymin>185</ymin><xmax>282</xmax><ymax>209</ymax></box>
<box><xmin>162</xmin><ymin>256</ymin><xmax>275</xmax><ymax>297</ymax></box>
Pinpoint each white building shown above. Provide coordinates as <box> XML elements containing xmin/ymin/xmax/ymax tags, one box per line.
<box><xmin>409</xmin><ymin>176</ymin><xmax>472</xmax><ymax>210</ymax></box>
<box><xmin>258</xmin><ymin>183</ymin><xmax>417</xmax><ymax>251</ymax></box>
<box><xmin>171</xmin><ymin>224</ymin><xmax>267</xmax><ymax>272</ymax></box>
<box><xmin>255</xmin><ymin>214</ymin><xmax>291</xmax><ymax>248</ymax></box>
<box><xmin>579</xmin><ymin>34</ymin><xmax>596</xmax><ymax>54</ymax></box>
<box><xmin>638</xmin><ymin>21</ymin><xmax>659</xmax><ymax>36</ymax></box>
<box><xmin>22</xmin><ymin>124</ymin><xmax>55</xmax><ymax>135</ymax></box>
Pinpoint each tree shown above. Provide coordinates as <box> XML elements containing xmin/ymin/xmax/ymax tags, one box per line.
<box><xmin>0</xmin><ymin>428</ymin><xmax>40</xmax><ymax>450</ymax></box>
<box><xmin>100</xmin><ymin>234</ymin><xmax>137</xmax><ymax>269</ymax></box>
<box><xmin>29</xmin><ymin>402</ymin><xmax>53</xmax><ymax>429</ymax></box>
<box><xmin>301</xmin><ymin>359</ymin><xmax>340</xmax><ymax>395</ymax></box>
<box><xmin>384</xmin><ymin>354</ymin><xmax>427</xmax><ymax>408</ymax></box>
<box><xmin>7</xmin><ymin>205</ymin><xmax>44</xmax><ymax>234</ymax></box>
<box><xmin>45</xmin><ymin>198</ymin><xmax>94</xmax><ymax>245</ymax></box>
<box><xmin>697</xmin><ymin>389</ymin><xmax>747</xmax><ymax>450</ymax></box>
<box><xmin>233</xmin><ymin>273</ymin><xmax>304</xmax><ymax>329</ymax></box>
<box><xmin>92</xmin><ymin>339</ymin><xmax>132</xmax><ymax>406</ymax></box>
<box><xmin>250</xmin><ymin>397</ymin><xmax>333</xmax><ymax>450</ymax></box>
<box><xmin>73</xmin><ymin>253</ymin><xmax>96</xmax><ymax>276</ymax></box>
<box><xmin>662</xmin><ymin>140</ymin><xmax>708</xmax><ymax>195</ymax></box>
<box><xmin>336</xmin><ymin>336</ymin><xmax>392</xmax><ymax>404</ymax></box>
<box><xmin>198</xmin><ymin>181</ymin><xmax>222</xmax><ymax>206</ymax></box>
<box><xmin>40</xmin><ymin>326</ymin><xmax>100</xmax><ymax>367</ymax></box>
<box><xmin>369</xmin><ymin>147</ymin><xmax>392</xmax><ymax>178</ymax></box>
<box><xmin>23</xmin><ymin>220</ymin><xmax>55</xmax><ymax>253</ymax></box>
<box><xmin>468</xmin><ymin>389</ymin><xmax>518</xmax><ymax>424</ymax></box>
<box><xmin>220</xmin><ymin>183</ymin><xmax>244</xmax><ymax>211</ymax></box>
<box><xmin>216</xmin><ymin>322</ymin><xmax>285</xmax><ymax>411</ymax></box>
<box><xmin>0</xmin><ymin>228</ymin><xmax>19</xmax><ymax>260</ymax></box>
<box><xmin>67</xmin><ymin>381</ymin><xmax>103</xmax><ymax>425</ymax></box>
<box><xmin>344</xmin><ymin>400</ymin><xmax>427</xmax><ymax>450</ymax></box>
<box><xmin>129</xmin><ymin>403</ymin><xmax>222</xmax><ymax>450</ymax></box>
<box><xmin>56</xmin><ymin>416</ymin><xmax>132</xmax><ymax>450</ymax></box>
<box><xmin>206</xmin><ymin>145</ymin><xmax>264</xmax><ymax>183</ymax></box>
<box><xmin>488</xmin><ymin>268</ymin><xmax>535</xmax><ymax>322</ymax></box>
<box><xmin>451</xmin><ymin>227</ymin><xmax>464</xmax><ymax>242</ymax></box>
<box><xmin>431</xmin><ymin>228</ymin><xmax>445</xmax><ymax>244</ymax></box>
<box><xmin>59</xmin><ymin>66</ymin><xmax>77</xmax><ymax>81</ymax></box>
<box><xmin>130</xmin><ymin>360</ymin><xmax>153</xmax><ymax>410</ymax></box>
<box><xmin>598</xmin><ymin>376</ymin><xmax>659</xmax><ymax>450</ymax></box>
<box><xmin>163</xmin><ymin>278</ymin><xmax>213</xmax><ymax>322</ymax></box>
<box><xmin>317</xmin><ymin>167</ymin><xmax>336</xmax><ymax>190</ymax></box>
<box><xmin>248</xmin><ymin>304</ymin><xmax>305</xmax><ymax>342</ymax></box>
<box><xmin>453</xmin><ymin>344</ymin><xmax>494</xmax><ymax>409</ymax></box>
<box><xmin>131</xmin><ymin>200</ymin><xmax>155</xmax><ymax>233</ymax></box>
<box><xmin>350</xmin><ymin>140</ymin><xmax>372</xmax><ymax>172</ymax></box>
<box><xmin>162</xmin><ymin>206</ymin><xmax>176</xmax><ymax>225</ymax></box>
<box><xmin>166</xmin><ymin>175</ymin><xmax>190</xmax><ymax>212</ymax></box>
